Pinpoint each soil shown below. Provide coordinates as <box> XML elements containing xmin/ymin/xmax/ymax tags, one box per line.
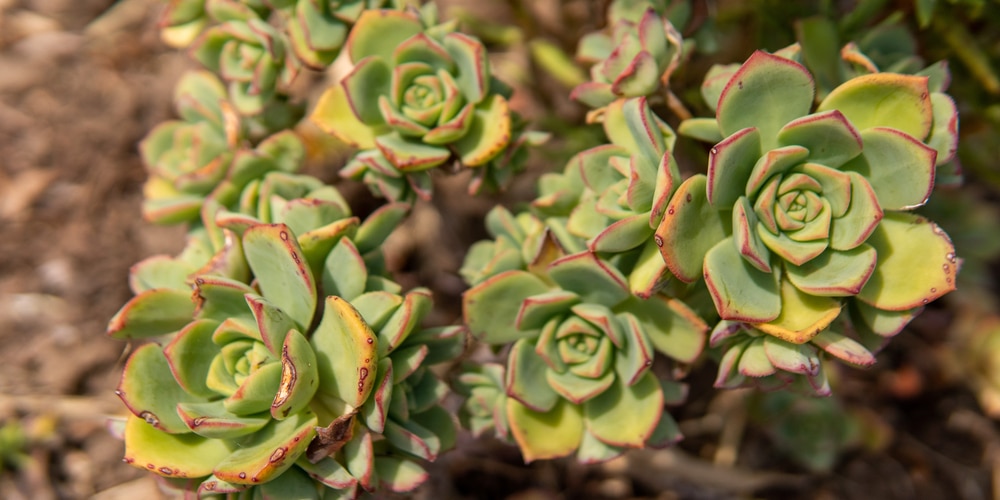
<box><xmin>0</xmin><ymin>1</ymin><xmax>997</xmax><ymax>499</ymax></box>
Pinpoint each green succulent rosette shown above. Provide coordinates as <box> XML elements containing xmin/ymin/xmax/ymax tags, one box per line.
<box><xmin>140</xmin><ymin>71</ymin><xmax>240</xmax><ymax>224</ymax></box>
<box><xmin>656</xmin><ymin>50</ymin><xmax>958</xmax><ymax>379</ymax></box>
<box><xmin>462</xmin><ymin>213</ymin><xmax>705</xmax><ymax>462</ymax></box>
<box><xmin>311</xmin><ymin>8</ymin><xmax>514</xmax><ymax>174</ymax></box>
<box><xmin>572</xmin><ymin>6</ymin><xmax>683</xmax><ymax>108</ymax></box>
<box><xmin>191</xmin><ymin>16</ymin><xmax>300</xmax><ymax>116</ymax></box>
<box><xmin>109</xmin><ymin>177</ymin><xmax>461</xmax><ymax>496</ymax></box>
<box><xmin>139</xmin><ymin>71</ymin><xmax>306</xmax><ymax>225</ymax></box>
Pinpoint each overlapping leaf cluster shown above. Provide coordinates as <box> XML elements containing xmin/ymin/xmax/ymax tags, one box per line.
<box><xmin>661</xmin><ymin>46</ymin><xmax>960</xmax><ymax>394</ymax></box>
<box><xmin>110</xmin><ymin>170</ymin><xmax>463</xmax><ymax>496</ymax></box>
<box><xmin>114</xmin><ymin>0</ymin><xmax>968</xmax><ymax>487</ymax></box>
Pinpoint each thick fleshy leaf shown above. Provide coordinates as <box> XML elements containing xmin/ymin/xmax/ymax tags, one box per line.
<box><xmin>128</xmin><ymin>255</ymin><xmax>195</xmax><ymax>294</ymax></box>
<box><xmin>811</xmin><ymin>329</ymin><xmax>876</xmax><ymax>367</ymax></box>
<box><xmin>714</xmin><ymin>342</ymin><xmax>748</xmax><ymax>389</ymax></box>
<box><xmin>737</xmin><ymin>338</ymin><xmax>777</xmax><ymax>377</ymax></box>
<box><xmin>346</xmin><ymin>10</ymin><xmax>423</xmax><ymax>64</ymax></box>
<box><xmin>384</xmin><ymin>419</ymin><xmax>440</xmax><ymax>461</ymax></box>
<box><xmin>118</xmin><ymin>343</ymin><xmax>203</xmax><ymax>434</ymax></box>
<box><xmin>570</xmin><ymin>81</ymin><xmax>616</xmax><ymax>108</ymax></box>
<box><xmin>753</xmin><ymin>278</ymin><xmax>842</xmax><ymax>344</ymax></box>
<box><xmin>547</xmin><ymin>252</ymin><xmax>629</xmax><ymax>306</ymax></box>
<box><xmin>223</xmin><ymin>361</ymin><xmax>282</xmax><ymax>415</ymax></box>
<box><xmin>745</xmin><ymin>145</ymin><xmax>810</xmax><ymax>198</ymax></box>
<box><xmin>763</xmin><ymin>336</ymin><xmax>820</xmax><ymax>375</ymax></box>
<box><xmin>733</xmin><ymin>196</ymin><xmax>771</xmax><ymax>272</ymax></box>
<box><xmin>507</xmin><ymin>337</ymin><xmax>560</xmax><ymax>412</ymax></box>
<box><xmin>624</xmin><ymin>295</ymin><xmax>707</xmax><ymax>363</ymax></box>
<box><xmin>547</xmin><ymin>368</ymin><xmax>615</xmax><ymax>404</ymax></box>
<box><xmin>270</xmin><ymin>329</ymin><xmax>319</xmax><ymax>420</ymax></box>
<box><xmin>610</xmin><ymin>50</ymin><xmax>660</xmax><ymax>96</ymax></box>
<box><xmin>389</xmin><ymin>345</ymin><xmax>428</xmax><ymax>383</ymax></box>
<box><xmin>615</xmin><ymin>313</ymin><xmax>654</xmax><ymax>385</ymax></box>
<box><xmin>213</xmin><ymin>411</ymin><xmax>317</xmax><ymax>484</ymax></box>
<box><xmin>122</xmin><ymin>415</ymin><xmax>231</xmax><ymax>479</ymax></box>
<box><xmin>342</xmin><ymin>423</ymin><xmax>374</xmax><ymax>491</ymax></box>
<box><xmin>506</xmin><ymin>398</ymin><xmax>584</xmax><ymax>463</ymax></box>
<box><xmin>245</xmin><ymin>295</ymin><xmax>294</xmax><ymax>356</ymax></box>
<box><xmin>375</xmin><ymin>456</ymin><xmax>428</xmax><ymax>493</ymax></box>
<box><xmin>628</xmin><ymin>240</ymin><xmax>671</xmax><ymax>299</ymax></box>
<box><xmin>852</xmin><ymin>300</ymin><xmax>918</xmax><ymax>338</ymax></box>
<box><xmin>354</xmin><ymin>202</ymin><xmax>409</xmax><ymax>254</ymax></box>
<box><xmin>243</xmin><ymin>224</ymin><xmax>316</xmax><ymax>330</ymax></box>
<box><xmin>817</xmin><ymin>73</ymin><xmax>932</xmax><ymax>140</ymax></box>
<box><xmin>311</xmin><ymin>296</ymin><xmax>379</xmax><ymax>408</ymax></box>
<box><xmin>655</xmin><ymin>175</ymin><xmax>728</xmax><ymax>283</ymax></box>
<box><xmin>192</xmin><ymin>275</ymin><xmax>255</xmax><ymax>323</ymax></box>
<box><xmin>829</xmin><ymin>172</ymin><xmax>883</xmax><ymax>251</ymax></box>
<box><xmin>841</xmin><ymin>127</ymin><xmax>936</xmax><ymax>210</ymax></box>
<box><xmin>351</xmin><ymin>291</ymin><xmax>403</xmax><ymax>331</ymax></box>
<box><xmin>378</xmin><ymin>288</ymin><xmax>433</xmax><ymax>355</ymax></box>
<box><xmin>776</xmin><ymin>110</ymin><xmax>862</xmax><ymax>168</ymax></box>
<box><xmin>163</xmin><ymin>319</ymin><xmax>221</xmax><ymax>399</ymax></box>
<box><xmin>703</xmin><ymin>238</ymin><xmax>781</xmax><ymax>323</ymax></box>
<box><xmin>296</xmin><ymin>456</ymin><xmax>357</xmax><ymax>490</ymax></box>
<box><xmin>176</xmin><ymin>400</ymin><xmax>269</xmax><ymax>439</ymax></box>
<box><xmin>376</xmin><ymin>133</ymin><xmax>451</xmax><ymax>171</ymax></box>
<box><xmin>576</xmin><ymin>429</ymin><xmax>625</xmax><ymax>464</ymax></box>
<box><xmin>516</xmin><ymin>291</ymin><xmax>580</xmax><ymax>331</ymax></box>
<box><xmin>857</xmin><ymin>212</ymin><xmax>958</xmax><ymax>310</ymax></box>
<box><xmin>361</xmin><ymin>358</ymin><xmax>393</xmax><ymax>433</ymax></box>
<box><xmin>785</xmin><ymin>244</ymin><xmax>877</xmax><ymax>296</ymax></box>
<box><xmin>108</xmin><ymin>288</ymin><xmax>196</xmax><ymax>340</ymax></box>
<box><xmin>716</xmin><ymin>51</ymin><xmax>814</xmax><ymax>150</ymax></box>
<box><xmin>464</xmin><ymin>270</ymin><xmax>550</xmax><ymax>344</ymax></box>
<box><xmin>585</xmin><ymin>371</ymin><xmax>663</xmax><ymax>447</ymax></box>
<box><xmin>589</xmin><ymin>213</ymin><xmax>652</xmax><ymax>253</ymax></box>
<box><xmin>443</xmin><ymin>32</ymin><xmax>489</xmax><ymax>103</ymax></box>
<box><xmin>700</xmin><ymin>63</ymin><xmax>740</xmax><ymax>111</ymax></box>
<box><xmin>707</xmin><ymin>127</ymin><xmax>761</xmax><ymax>208</ymax></box>
<box><xmin>311</xmin><ymin>84</ymin><xmax>377</xmax><ymax>149</ymax></box>
<box><xmin>678</xmin><ymin>117</ymin><xmax>723</xmax><ymax>143</ymax></box>
<box><xmin>411</xmin><ymin>404</ymin><xmax>457</xmax><ymax>453</ymax></box>
<box><xmin>926</xmin><ymin>92</ymin><xmax>959</xmax><ymax>165</ymax></box>
<box><xmin>453</xmin><ymin>94</ymin><xmax>512</xmax><ymax>166</ymax></box>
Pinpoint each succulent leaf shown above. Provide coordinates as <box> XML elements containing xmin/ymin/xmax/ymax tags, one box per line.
<box><xmin>310</xmin><ymin>296</ymin><xmax>379</xmax><ymax>409</ymax></box>
<box><xmin>507</xmin><ymin>398</ymin><xmax>584</xmax><ymax>463</ymax></box>
<box><xmin>123</xmin><ymin>415</ymin><xmax>232</xmax><ymax>479</ymax></box>
<box><xmin>213</xmin><ymin>410</ymin><xmax>317</xmax><ymax>484</ymax></box>
<box><xmin>857</xmin><ymin>212</ymin><xmax>958</xmax><ymax>310</ymax></box>
<box><xmin>243</xmin><ymin>224</ymin><xmax>317</xmax><ymax>330</ymax></box>
<box><xmin>817</xmin><ymin>73</ymin><xmax>932</xmax><ymax>139</ymax></box>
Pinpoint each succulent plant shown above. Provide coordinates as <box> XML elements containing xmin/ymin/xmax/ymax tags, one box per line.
<box><xmin>109</xmin><ymin>173</ymin><xmax>462</xmax><ymax>495</ymax></box>
<box><xmin>139</xmin><ymin>71</ymin><xmax>306</xmax><ymax>225</ymax></box>
<box><xmin>462</xmin><ymin>208</ymin><xmax>706</xmax><ymax>461</ymax></box>
<box><xmin>573</xmin><ymin>5</ymin><xmax>683</xmax><ymax>108</ymax></box>
<box><xmin>656</xmin><ymin>49</ymin><xmax>958</xmax><ymax>386</ymax></box>
<box><xmin>140</xmin><ymin>71</ymin><xmax>240</xmax><ymax>224</ymax></box>
<box><xmin>191</xmin><ymin>14</ymin><xmax>300</xmax><ymax>116</ymax></box>
<box><xmin>311</xmin><ymin>8</ymin><xmax>514</xmax><ymax>174</ymax></box>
